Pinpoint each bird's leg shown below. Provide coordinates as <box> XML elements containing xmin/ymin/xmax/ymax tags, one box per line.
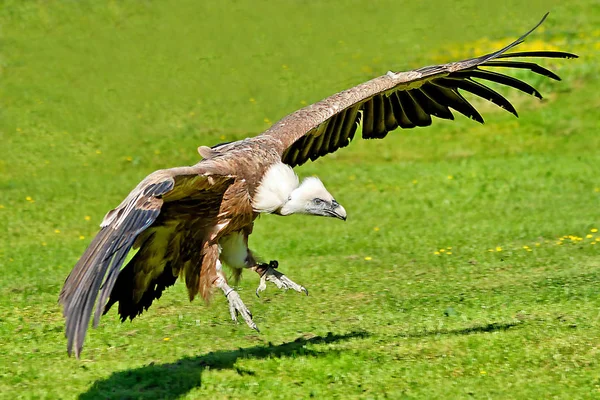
<box><xmin>219</xmin><ymin>230</ymin><xmax>307</xmax><ymax>297</ymax></box>
<box><xmin>214</xmin><ymin>261</ymin><xmax>259</xmax><ymax>332</ymax></box>
<box><xmin>252</xmin><ymin>260</ymin><xmax>308</xmax><ymax>297</ymax></box>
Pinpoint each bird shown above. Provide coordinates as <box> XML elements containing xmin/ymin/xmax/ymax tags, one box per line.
<box><xmin>59</xmin><ymin>13</ymin><xmax>577</xmax><ymax>358</ymax></box>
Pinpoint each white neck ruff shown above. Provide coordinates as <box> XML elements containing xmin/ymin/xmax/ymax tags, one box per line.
<box><xmin>252</xmin><ymin>163</ymin><xmax>299</xmax><ymax>214</ymax></box>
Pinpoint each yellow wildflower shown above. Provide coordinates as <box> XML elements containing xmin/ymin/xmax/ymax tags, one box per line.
<box><xmin>96</xmin><ymin>150</ymin><xmax>102</xmax><ymax>154</ymax></box>
<box><xmin>84</xmin><ymin>215</ymin><xmax>91</xmax><ymax>221</ymax></box>
<box><xmin>54</xmin><ymin>229</ymin><xmax>61</xmax><ymax>234</ymax></box>
<box><xmin>591</xmin><ymin>228</ymin><xmax>598</xmax><ymax>233</ymax></box>
<box><xmin>163</xmin><ymin>337</ymin><xmax>170</xmax><ymax>341</ymax></box>
<box><xmin>125</xmin><ymin>156</ymin><xmax>133</xmax><ymax>162</ymax></box>
<box><xmin>26</xmin><ymin>196</ymin><xmax>34</xmax><ymax>202</ymax></box>
<box><xmin>79</xmin><ymin>235</ymin><xmax>85</xmax><ymax>240</ymax></box>
<box><xmin>434</xmin><ymin>251</ymin><xmax>440</xmax><ymax>255</ymax></box>
<box><xmin>587</xmin><ymin>234</ymin><xmax>593</xmax><ymax>239</ymax></box>
<box><xmin>447</xmin><ymin>252</ymin><xmax>452</xmax><ymax>255</ymax></box>
<box><xmin>264</xmin><ymin>117</ymin><xmax>271</xmax><ymax>124</ymax></box>
<box><xmin>496</xmin><ymin>247</ymin><xmax>502</xmax><ymax>252</ymax></box>
<box><xmin>364</xmin><ymin>256</ymin><xmax>372</xmax><ymax>261</ymax></box>
<box><xmin>447</xmin><ymin>175</ymin><xmax>454</xmax><ymax>180</ymax></box>
<box><xmin>373</xmin><ymin>227</ymin><xmax>380</xmax><ymax>232</ymax></box>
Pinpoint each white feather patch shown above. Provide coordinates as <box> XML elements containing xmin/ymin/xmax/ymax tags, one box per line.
<box><xmin>219</xmin><ymin>231</ymin><xmax>249</xmax><ymax>269</ymax></box>
<box><xmin>253</xmin><ymin>163</ymin><xmax>299</xmax><ymax>213</ymax></box>
<box><xmin>294</xmin><ymin>177</ymin><xmax>333</xmax><ymax>202</ymax></box>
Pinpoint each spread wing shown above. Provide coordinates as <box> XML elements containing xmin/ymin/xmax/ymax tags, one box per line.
<box><xmin>260</xmin><ymin>13</ymin><xmax>577</xmax><ymax>167</ymax></box>
<box><xmin>59</xmin><ymin>165</ymin><xmax>234</xmax><ymax>358</ymax></box>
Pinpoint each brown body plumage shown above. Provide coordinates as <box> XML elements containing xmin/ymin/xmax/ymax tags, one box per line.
<box><xmin>60</xmin><ymin>14</ymin><xmax>577</xmax><ymax>358</ymax></box>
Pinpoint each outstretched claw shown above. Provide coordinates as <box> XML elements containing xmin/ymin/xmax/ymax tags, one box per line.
<box><xmin>224</xmin><ymin>288</ymin><xmax>259</xmax><ymax>332</ymax></box>
<box><xmin>255</xmin><ymin>262</ymin><xmax>308</xmax><ymax>297</ymax></box>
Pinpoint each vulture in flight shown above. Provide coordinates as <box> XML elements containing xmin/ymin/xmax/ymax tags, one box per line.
<box><xmin>60</xmin><ymin>14</ymin><xmax>577</xmax><ymax>358</ymax></box>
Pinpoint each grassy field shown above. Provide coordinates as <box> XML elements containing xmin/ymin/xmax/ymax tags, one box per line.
<box><xmin>2</xmin><ymin>0</ymin><xmax>600</xmax><ymax>398</ymax></box>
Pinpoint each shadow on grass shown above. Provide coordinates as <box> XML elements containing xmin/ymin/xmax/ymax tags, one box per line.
<box><xmin>79</xmin><ymin>331</ymin><xmax>369</xmax><ymax>400</ymax></box>
<box><xmin>80</xmin><ymin>322</ymin><xmax>521</xmax><ymax>399</ymax></box>
<box><xmin>398</xmin><ymin>321</ymin><xmax>523</xmax><ymax>338</ymax></box>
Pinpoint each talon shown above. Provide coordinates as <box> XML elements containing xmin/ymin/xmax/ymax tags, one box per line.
<box><xmin>229</xmin><ymin>304</ymin><xmax>237</xmax><ymax>322</ymax></box>
<box><xmin>223</xmin><ymin>287</ymin><xmax>259</xmax><ymax>331</ymax></box>
<box><xmin>256</xmin><ymin>266</ymin><xmax>307</xmax><ymax>296</ymax></box>
<box><xmin>256</xmin><ymin>274</ymin><xmax>267</xmax><ymax>297</ymax></box>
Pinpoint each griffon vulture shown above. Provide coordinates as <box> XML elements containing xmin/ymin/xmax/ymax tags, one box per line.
<box><xmin>60</xmin><ymin>14</ymin><xmax>577</xmax><ymax>358</ymax></box>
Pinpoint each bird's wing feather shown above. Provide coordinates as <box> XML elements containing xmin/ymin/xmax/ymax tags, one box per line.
<box><xmin>259</xmin><ymin>13</ymin><xmax>577</xmax><ymax>167</ymax></box>
<box><xmin>59</xmin><ymin>165</ymin><xmax>234</xmax><ymax>358</ymax></box>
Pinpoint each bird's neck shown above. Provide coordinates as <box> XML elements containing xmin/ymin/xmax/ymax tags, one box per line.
<box><xmin>252</xmin><ymin>163</ymin><xmax>299</xmax><ymax>214</ymax></box>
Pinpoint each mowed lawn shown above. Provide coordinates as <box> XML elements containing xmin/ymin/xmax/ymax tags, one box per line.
<box><xmin>2</xmin><ymin>1</ymin><xmax>600</xmax><ymax>398</ymax></box>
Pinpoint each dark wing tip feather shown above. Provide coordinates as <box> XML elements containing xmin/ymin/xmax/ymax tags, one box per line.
<box><xmin>451</xmin><ymin>69</ymin><xmax>543</xmax><ymax>99</ymax></box>
<box><xmin>481</xmin><ymin>60</ymin><xmax>562</xmax><ymax>81</ymax></box>
<box><xmin>60</xmin><ymin>175</ymin><xmax>176</xmax><ymax>358</ymax></box>
<box><xmin>436</xmin><ymin>77</ymin><xmax>519</xmax><ymax>117</ymax></box>
<box><xmin>62</xmin><ymin>221</ymin><xmax>153</xmax><ymax>358</ymax></box>
<box><xmin>274</xmin><ymin>13</ymin><xmax>575</xmax><ymax>167</ymax></box>
<box><xmin>489</xmin><ymin>12</ymin><xmax>549</xmax><ymax>56</ymax></box>
<box><xmin>445</xmin><ymin>12</ymin><xmax>552</xmax><ymax>71</ymax></box>
<box><xmin>496</xmin><ymin>51</ymin><xmax>579</xmax><ymax>60</ymax></box>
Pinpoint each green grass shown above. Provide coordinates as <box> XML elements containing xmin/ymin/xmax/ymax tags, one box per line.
<box><xmin>2</xmin><ymin>0</ymin><xmax>600</xmax><ymax>398</ymax></box>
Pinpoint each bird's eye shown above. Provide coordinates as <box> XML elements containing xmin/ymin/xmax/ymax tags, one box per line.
<box><xmin>313</xmin><ymin>198</ymin><xmax>324</xmax><ymax>205</ymax></box>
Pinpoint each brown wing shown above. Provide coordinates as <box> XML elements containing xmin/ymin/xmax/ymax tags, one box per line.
<box><xmin>59</xmin><ymin>165</ymin><xmax>234</xmax><ymax>358</ymax></box>
<box><xmin>259</xmin><ymin>14</ymin><xmax>577</xmax><ymax>167</ymax></box>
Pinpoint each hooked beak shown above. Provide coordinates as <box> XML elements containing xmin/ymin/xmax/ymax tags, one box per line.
<box><xmin>331</xmin><ymin>202</ymin><xmax>347</xmax><ymax>221</ymax></box>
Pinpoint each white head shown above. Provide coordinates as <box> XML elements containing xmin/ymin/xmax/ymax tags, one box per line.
<box><xmin>253</xmin><ymin>163</ymin><xmax>346</xmax><ymax>220</ymax></box>
<box><xmin>279</xmin><ymin>177</ymin><xmax>347</xmax><ymax>220</ymax></box>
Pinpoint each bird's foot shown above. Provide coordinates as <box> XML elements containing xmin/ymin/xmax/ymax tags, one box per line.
<box><xmin>224</xmin><ymin>287</ymin><xmax>259</xmax><ymax>332</ymax></box>
<box><xmin>256</xmin><ymin>261</ymin><xmax>308</xmax><ymax>297</ymax></box>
